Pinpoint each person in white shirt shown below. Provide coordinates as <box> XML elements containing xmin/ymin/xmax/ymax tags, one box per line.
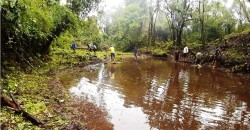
<box><xmin>195</xmin><ymin>52</ymin><xmax>202</xmax><ymax>67</ymax></box>
<box><xmin>183</xmin><ymin>46</ymin><xmax>189</xmax><ymax>63</ymax></box>
<box><xmin>92</xmin><ymin>44</ymin><xmax>97</xmax><ymax>55</ymax></box>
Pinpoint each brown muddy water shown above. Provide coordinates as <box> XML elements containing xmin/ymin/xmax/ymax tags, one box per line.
<box><xmin>69</xmin><ymin>58</ymin><xmax>250</xmax><ymax>130</ymax></box>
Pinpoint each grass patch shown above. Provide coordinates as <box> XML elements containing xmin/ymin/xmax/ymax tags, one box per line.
<box><xmin>1</xmin><ymin>47</ymin><xmax>133</xmax><ymax>129</ymax></box>
<box><xmin>1</xmin><ymin>47</ymin><xmax>92</xmax><ymax>129</ymax></box>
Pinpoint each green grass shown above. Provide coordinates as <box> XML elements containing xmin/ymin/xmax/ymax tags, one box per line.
<box><xmin>1</xmin><ymin>47</ymin><xmax>133</xmax><ymax>129</ymax></box>
<box><xmin>1</xmin><ymin>48</ymin><xmax>87</xmax><ymax>129</ymax></box>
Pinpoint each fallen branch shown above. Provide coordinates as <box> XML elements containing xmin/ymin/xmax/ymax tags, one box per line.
<box><xmin>1</xmin><ymin>96</ymin><xmax>19</xmax><ymax>111</ymax></box>
<box><xmin>1</xmin><ymin>95</ymin><xmax>44</xmax><ymax>126</ymax></box>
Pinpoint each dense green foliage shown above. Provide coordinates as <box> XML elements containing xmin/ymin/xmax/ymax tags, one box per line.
<box><xmin>2</xmin><ymin>0</ymin><xmax>75</xmax><ymax>74</ymax></box>
<box><xmin>105</xmin><ymin>2</ymin><xmax>147</xmax><ymax>51</ymax></box>
<box><xmin>67</xmin><ymin>0</ymin><xmax>101</xmax><ymax>17</ymax></box>
<box><xmin>2</xmin><ymin>0</ymin><xmax>76</xmax><ymax>54</ymax></box>
<box><xmin>51</xmin><ymin>17</ymin><xmax>102</xmax><ymax>49</ymax></box>
<box><xmin>1</xmin><ymin>0</ymin><xmax>102</xmax><ymax>74</ymax></box>
<box><xmin>2</xmin><ymin>0</ymin><xmax>250</xmax><ymax>71</ymax></box>
<box><xmin>0</xmin><ymin>48</ymin><xmax>92</xmax><ymax>129</ymax></box>
<box><xmin>101</xmin><ymin>0</ymin><xmax>250</xmax><ymax>52</ymax></box>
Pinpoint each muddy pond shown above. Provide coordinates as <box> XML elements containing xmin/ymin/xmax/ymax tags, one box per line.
<box><xmin>69</xmin><ymin>57</ymin><xmax>250</xmax><ymax>130</ymax></box>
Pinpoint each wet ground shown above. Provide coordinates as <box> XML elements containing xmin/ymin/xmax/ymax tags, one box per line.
<box><xmin>69</xmin><ymin>57</ymin><xmax>250</xmax><ymax>130</ymax></box>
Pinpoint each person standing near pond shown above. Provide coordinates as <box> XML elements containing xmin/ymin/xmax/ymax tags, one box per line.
<box><xmin>183</xmin><ymin>45</ymin><xmax>189</xmax><ymax>63</ymax></box>
<box><xmin>195</xmin><ymin>52</ymin><xmax>203</xmax><ymax>67</ymax></box>
<box><xmin>70</xmin><ymin>41</ymin><xmax>77</xmax><ymax>53</ymax></box>
<box><xmin>92</xmin><ymin>44</ymin><xmax>97</xmax><ymax>55</ymax></box>
<box><xmin>133</xmin><ymin>47</ymin><xmax>138</xmax><ymax>60</ymax></box>
<box><xmin>109</xmin><ymin>45</ymin><xmax>115</xmax><ymax>62</ymax></box>
<box><xmin>88</xmin><ymin>43</ymin><xmax>92</xmax><ymax>52</ymax></box>
<box><xmin>212</xmin><ymin>47</ymin><xmax>221</xmax><ymax>68</ymax></box>
<box><xmin>174</xmin><ymin>49</ymin><xmax>180</xmax><ymax>62</ymax></box>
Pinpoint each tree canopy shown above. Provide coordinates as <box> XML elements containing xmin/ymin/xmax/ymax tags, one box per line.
<box><xmin>100</xmin><ymin>0</ymin><xmax>250</xmax><ymax>50</ymax></box>
<box><xmin>1</xmin><ymin>0</ymin><xmax>102</xmax><ymax>73</ymax></box>
<box><xmin>1</xmin><ymin>0</ymin><xmax>250</xmax><ymax>65</ymax></box>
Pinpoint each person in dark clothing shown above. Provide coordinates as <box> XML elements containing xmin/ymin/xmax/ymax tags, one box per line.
<box><xmin>174</xmin><ymin>50</ymin><xmax>180</xmax><ymax>62</ymax></box>
<box><xmin>92</xmin><ymin>44</ymin><xmax>97</xmax><ymax>55</ymax></box>
<box><xmin>212</xmin><ymin>47</ymin><xmax>221</xmax><ymax>68</ymax></box>
<box><xmin>70</xmin><ymin>41</ymin><xmax>76</xmax><ymax>53</ymax></box>
<box><xmin>88</xmin><ymin>44</ymin><xmax>92</xmax><ymax>51</ymax></box>
<box><xmin>133</xmin><ymin>47</ymin><xmax>138</xmax><ymax>60</ymax></box>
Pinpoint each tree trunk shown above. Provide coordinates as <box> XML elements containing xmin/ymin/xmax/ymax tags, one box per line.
<box><xmin>240</xmin><ymin>0</ymin><xmax>250</xmax><ymax>23</ymax></box>
<box><xmin>176</xmin><ymin>21</ymin><xmax>185</xmax><ymax>46</ymax></box>
<box><xmin>1</xmin><ymin>95</ymin><xmax>44</xmax><ymax>126</ymax></box>
<box><xmin>147</xmin><ymin>14</ymin><xmax>153</xmax><ymax>50</ymax></box>
<box><xmin>152</xmin><ymin>0</ymin><xmax>160</xmax><ymax>46</ymax></box>
<box><xmin>199</xmin><ymin>0</ymin><xmax>205</xmax><ymax>49</ymax></box>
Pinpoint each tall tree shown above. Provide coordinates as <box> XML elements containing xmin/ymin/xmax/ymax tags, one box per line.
<box><xmin>67</xmin><ymin>0</ymin><xmax>101</xmax><ymax>18</ymax></box>
<box><xmin>164</xmin><ymin>2</ymin><xmax>176</xmax><ymax>45</ymax></box>
<box><xmin>199</xmin><ymin>0</ymin><xmax>205</xmax><ymax>48</ymax></box>
<box><xmin>229</xmin><ymin>0</ymin><xmax>250</xmax><ymax>30</ymax></box>
<box><xmin>148</xmin><ymin>0</ymin><xmax>161</xmax><ymax>49</ymax></box>
<box><xmin>163</xmin><ymin>0</ymin><xmax>193</xmax><ymax>46</ymax></box>
<box><xmin>238</xmin><ymin>0</ymin><xmax>250</xmax><ymax>23</ymax></box>
<box><xmin>106</xmin><ymin>2</ymin><xmax>147</xmax><ymax>50</ymax></box>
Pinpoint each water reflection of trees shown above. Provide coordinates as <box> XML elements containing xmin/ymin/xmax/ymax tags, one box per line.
<box><xmin>84</xmin><ymin>59</ymin><xmax>250</xmax><ymax>129</ymax></box>
<box><xmin>142</xmin><ymin>62</ymin><xmax>201</xmax><ymax>130</ymax></box>
<box><xmin>113</xmin><ymin>60</ymin><xmax>250</xmax><ymax>129</ymax></box>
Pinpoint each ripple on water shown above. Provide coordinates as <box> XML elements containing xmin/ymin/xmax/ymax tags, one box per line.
<box><xmin>69</xmin><ymin>59</ymin><xmax>250</xmax><ymax>130</ymax></box>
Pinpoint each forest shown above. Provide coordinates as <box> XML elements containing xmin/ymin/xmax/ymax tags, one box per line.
<box><xmin>1</xmin><ymin>0</ymin><xmax>250</xmax><ymax>129</ymax></box>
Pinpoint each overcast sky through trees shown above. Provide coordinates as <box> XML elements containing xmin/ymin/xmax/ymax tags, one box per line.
<box><xmin>60</xmin><ymin>0</ymin><xmax>250</xmax><ymax>18</ymax></box>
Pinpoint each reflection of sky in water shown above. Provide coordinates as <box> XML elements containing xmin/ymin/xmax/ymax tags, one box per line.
<box><xmin>179</xmin><ymin>69</ymin><xmax>190</xmax><ymax>93</ymax></box>
<box><xmin>70</xmin><ymin>64</ymin><xmax>153</xmax><ymax>130</ymax></box>
<box><xmin>145</xmin><ymin>77</ymin><xmax>171</xmax><ymax>105</ymax></box>
<box><xmin>200</xmin><ymin>106</ymin><xmax>224</xmax><ymax>127</ymax></box>
<box><xmin>69</xmin><ymin>60</ymin><xmax>250</xmax><ymax>130</ymax></box>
